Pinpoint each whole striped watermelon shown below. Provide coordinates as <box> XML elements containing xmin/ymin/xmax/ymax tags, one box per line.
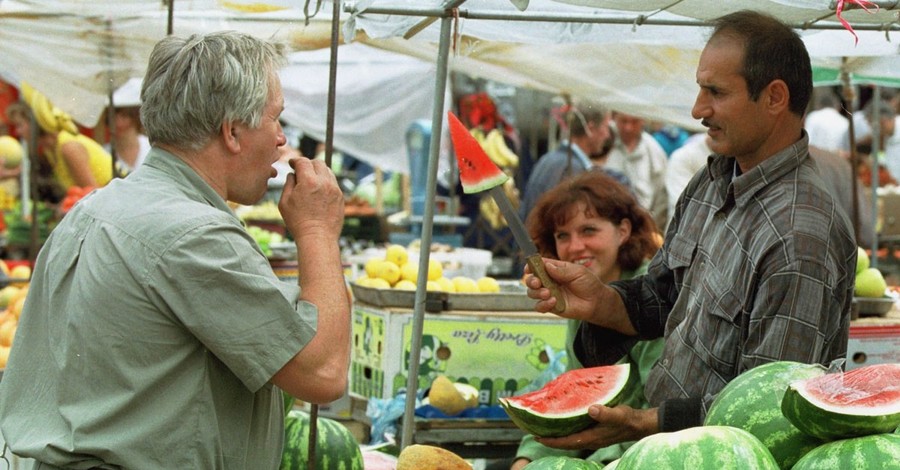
<box><xmin>281</xmin><ymin>409</ymin><xmax>363</xmax><ymax>470</ymax></box>
<box><xmin>781</xmin><ymin>363</ymin><xmax>900</xmax><ymax>441</ymax></box>
<box><xmin>500</xmin><ymin>364</ymin><xmax>634</xmax><ymax>438</ymax></box>
<box><xmin>791</xmin><ymin>433</ymin><xmax>900</xmax><ymax>469</ymax></box>
<box><xmin>523</xmin><ymin>456</ymin><xmax>603</xmax><ymax>469</ymax></box>
<box><xmin>704</xmin><ymin>361</ymin><xmax>826</xmax><ymax>469</ymax></box>
<box><xmin>616</xmin><ymin>426</ymin><xmax>779</xmax><ymax>470</ymax></box>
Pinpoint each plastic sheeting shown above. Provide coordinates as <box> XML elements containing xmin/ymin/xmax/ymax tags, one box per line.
<box><xmin>1</xmin><ymin>0</ymin><xmax>898</xmax><ymax>170</ymax></box>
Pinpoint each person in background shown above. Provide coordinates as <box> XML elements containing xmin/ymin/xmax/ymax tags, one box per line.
<box><xmin>605</xmin><ymin>112</ymin><xmax>669</xmax><ymax>230</ymax></box>
<box><xmin>0</xmin><ymin>31</ymin><xmax>350</xmax><ymax>468</ymax></box>
<box><xmin>511</xmin><ymin>171</ymin><xmax>664</xmax><ymax>469</ymax></box>
<box><xmin>525</xmin><ymin>10</ymin><xmax>856</xmax><ymax>452</ymax></box>
<box><xmin>6</xmin><ymin>84</ymin><xmax>112</xmax><ymax>191</ymax></box>
<box><xmin>663</xmin><ymin>132</ymin><xmax>711</xmax><ymax>227</ymax></box>
<box><xmin>103</xmin><ymin>105</ymin><xmax>150</xmax><ymax>175</ymax></box>
<box><xmin>519</xmin><ymin>101</ymin><xmax>619</xmax><ymax>221</ymax></box>
<box><xmin>809</xmin><ymin>146</ymin><xmax>875</xmax><ymax>248</ymax></box>
<box><xmin>804</xmin><ymin>86</ymin><xmax>849</xmax><ymax>154</ymax></box>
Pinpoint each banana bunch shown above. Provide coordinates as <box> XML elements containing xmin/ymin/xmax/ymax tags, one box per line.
<box><xmin>20</xmin><ymin>82</ymin><xmax>78</xmax><ymax>135</ymax></box>
<box><xmin>478</xmin><ymin>173</ymin><xmax>520</xmax><ymax>230</ymax></box>
<box><xmin>469</xmin><ymin>127</ymin><xmax>519</xmax><ymax>169</ymax></box>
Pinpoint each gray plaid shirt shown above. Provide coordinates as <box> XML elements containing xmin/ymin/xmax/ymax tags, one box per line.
<box><xmin>578</xmin><ymin>134</ymin><xmax>856</xmax><ymax>430</ymax></box>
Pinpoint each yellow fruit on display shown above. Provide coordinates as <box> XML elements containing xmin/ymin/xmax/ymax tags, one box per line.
<box><xmin>400</xmin><ymin>262</ymin><xmax>419</xmax><ymax>284</ymax></box>
<box><xmin>452</xmin><ymin>276</ymin><xmax>479</xmax><ymax>293</ymax></box>
<box><xmin>397</xmin><ymin>444</ymin><xmax>470</xmax><ymax>470</ymax></box>
<box><xmin>0</xmin><ymin>260</ymin><xmax>8</xmax><ymax>276</ymax></box>
<box><xmin>426</xmin><ymin>280</ymin><xmax>442</xmax><ymax>292</ymax></box>
<box><xmin>364</xmin><ymin>258</ymin><xmax>381</xmax><ymax>278</ymax></box>
<box><xmin>428</xmin><ymin>375</ymin><xmax>470</xmax><ymax>416</ymax></box>
<box><xmin>357</xmin><ymin>277</ymin><xmax>391</xmax><ymax>289</ymax></box>
<box><xmin>476</xmin><ymin>276</ymin><xmax>501</xmax><ymax>293</ymax></box>
<box><xmin>374</xmin><ymin>260</ymin><xmax>401</xmax><ymax>285</ymax></box>
<box><xmin>385</xmin><ymin>244</ymin><xmax>408</xmax><ymax>267</ymax></box>
<box><xmin>9</xmin><ymin>265</ymin><xmax>30</xmax><ymax>280</ymax></box>
<box><xmin>427</xmin><ymin>259</ymin><xmax>443</xmax><ymax>281</ymax></box>
<box><xmin>436</xmin><ymin>277</ymin><xmax>456</xmax><ymax>293</ymax></box>
<box><xmin>394</xmin><ymin>279</ymin><xmax>416</xmax><ymax>290</ymax></box>
<box><xmin>0</xmin><ymin>320</ymin><xmax>16</xmax><ymax>347</ymax></box>
<box><xmin>0</xmin><ymin>286</ymin><xmax>20</xmax><ymax>309</ymax></box>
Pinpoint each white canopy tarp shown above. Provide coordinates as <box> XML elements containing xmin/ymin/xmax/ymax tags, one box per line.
<box><xmin>1</xmin><ymin>0</ymin><xmax>898</xmax><ymax>168</ymax></box>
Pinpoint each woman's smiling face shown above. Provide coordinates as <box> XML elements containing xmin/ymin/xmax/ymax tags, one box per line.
<box><xmin>553</xmin><ymin>202</ymin><xmax>631</xmax><ymax>283</ymax></box>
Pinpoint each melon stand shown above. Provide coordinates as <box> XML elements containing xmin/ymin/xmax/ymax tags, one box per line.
<box><xmin>340</xmin><ymin>0</ymin><xmax>900</xmax><ymax>461</ymax></box>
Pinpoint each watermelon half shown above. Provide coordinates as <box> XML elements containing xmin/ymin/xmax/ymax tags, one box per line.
<box><xmin>781</xmin><ymin>363</ymin><xmax>900</xmax><ymax>441</ymax></box>
<box><xmin>704</xmin><ymin>361</ymin><xmax>826</xmax><ymax>469</ymax></box>
<box><xmin>499</xmin><ymin>364</ymin><xmax>634</xmax><ymax>438</ymax></box>
<box><xmin>447</xmin><ymin>111</ymin><xmax>509</xmax><ymax>194</ymax></box>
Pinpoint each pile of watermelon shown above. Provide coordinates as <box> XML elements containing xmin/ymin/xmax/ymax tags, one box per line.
<box><xmin>502</xmin><ymin>361</ymin><xmax>900</xmax><ymax>470</ymax></box>
<box><xmin>703</xmin><ymin>361</ymin><xmax>900</xmax><ymax>469</ymax></box>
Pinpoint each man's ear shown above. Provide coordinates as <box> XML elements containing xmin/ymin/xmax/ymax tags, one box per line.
<box><xmin>222</xmin><ymin>121</ymin><xmax>241</xmax><ymax>153</ymax></box>
<box><xmin>765</xmin><ymin>79</ymin><xmax>790</xmax><ymax>114</ymax></box>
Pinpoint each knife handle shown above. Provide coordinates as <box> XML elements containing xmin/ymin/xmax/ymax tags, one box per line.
<box><xmin>526</xmin><ymin>254</ymin><xmax>567</xmax><ymax>314</ymax></box>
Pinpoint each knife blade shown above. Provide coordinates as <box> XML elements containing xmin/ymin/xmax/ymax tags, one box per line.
<box><xmin>446</xmin><ymin>110</ymin><xmax>566</xmax><ymax>313</ymax></box>
<box><xmin>487</xmin><ymin>185</ymin><xmax>567</xmax><ymax>314</ymax></box>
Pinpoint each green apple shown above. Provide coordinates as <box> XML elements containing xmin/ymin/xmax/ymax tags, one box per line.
<box><xmin>856</xmin><ymin>246</ymin><xmax>870</xmax><ymax>274</ymax></box>
<box><xmin>855</xmin><ymin>267</ymin><xmax>887</xmax><ymax>298</ymax></box>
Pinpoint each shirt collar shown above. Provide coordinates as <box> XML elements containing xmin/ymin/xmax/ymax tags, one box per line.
<box><xmin>706</xmin><ymin>132</ymin><xmax>811</xmax><ymax>209</ymax></box>
<box><xmin>141</xmin><ymin>147</ymin><xmax>235</xmax><ymax>215</ymax></box>
<box><xmin>561</xmin><ymin>141</ymin><xmax>593</xmax><ymax>170</ymax></box>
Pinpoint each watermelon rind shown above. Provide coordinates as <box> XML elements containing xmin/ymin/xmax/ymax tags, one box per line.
<box><xmin>791</xmin><ymin>433</ymin><xmax>900</xmax><ymax>470</ymax></box>
<box><xmin>704</xmin><ymin>361</ymin><xmax>826</xmax><ymax>469</ymax></box>
<box><xmin>281</xmin><ymin>409</ymin><xmax>364</xmax><ymax>470</ymax></box>
<box><xmin>499</xmin><ymin>364</ymin><xmax>634</xmax><ymax>438</ymax></box>
<box><xmin>524</xmin><ymin>456</ymin><xmax>603</xmax><ymax>469</ymax></box>
<box><xmin>781</xmin><ymin>363</ymin><xmax>900</xmax><ymax>441</ymax></box>
<box><xmin>616</xmin><ymin>426</ymin><xmax>779</xmax><ymax>470</ymax></box>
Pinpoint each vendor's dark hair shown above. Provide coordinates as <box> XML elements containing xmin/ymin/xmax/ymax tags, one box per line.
<box><xmin>526</xmin><ymin>170</ymin><xmax>659</xmax><ymax>271</ymax></box>
<box><xmin>711</xmin><ymin>10</ymin><xmax>812</xmax><ymax>117</ymax></box>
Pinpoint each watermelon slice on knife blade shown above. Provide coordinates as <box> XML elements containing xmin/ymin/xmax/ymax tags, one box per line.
<box><xmin>446</xmin><ymin>111</ymin><xmax>509</xmax><ymax>194</ymax></box>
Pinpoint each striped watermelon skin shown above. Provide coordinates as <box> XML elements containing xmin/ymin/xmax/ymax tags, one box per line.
<box><xmin>704</xmin><ymin>361</ymin><xmax>826</xmax><ymax>469</ymax></box>
<box><xmin>524</xmin><ymin>456</ymin><xmax>603</xmax><ymax>469</ymax></box>
<box><xmin>781</xmin><ymin>363</ymin><xmax>900</xmax><ymax>441</ymax></box>
<box><xmin>791</xmin><ymin>433</ymin><xmax>900</xmax><ymax>470</ymax></box>
<box><xmin>281</xmin><ymin>410</ymin><xmax>363</xmax><ymax>470</ymax></box>
<box><xmin>616</xmin><ymin>426</ymin><xmax>779</xmax><ymax>470</ymax></box>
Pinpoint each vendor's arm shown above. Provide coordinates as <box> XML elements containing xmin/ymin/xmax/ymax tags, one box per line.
<box><xmin>271</xmin><ymin>158</ymin><xmax>351</xmax><ymax>404</ymax></box>
<box><xmin>60</xmin><ymin>139</ymin><xmax>98</xmax><ymax>187</ymax></box>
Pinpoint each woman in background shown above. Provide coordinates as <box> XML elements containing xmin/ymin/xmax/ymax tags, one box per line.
<box><xmin>512</xmin><ymin>170</ymin><xmax>664</xmax><ymax>469</ymax></box>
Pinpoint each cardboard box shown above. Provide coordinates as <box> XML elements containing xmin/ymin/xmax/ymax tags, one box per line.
<box><xmin>350</xmin><ymin>302</ymin><xmax>568</xmax><ymax>405</ymax></box>
<box><xmin>845</xmin><ymin>308</ymin><xmax>900</xmax><ymax>370</ymax></box>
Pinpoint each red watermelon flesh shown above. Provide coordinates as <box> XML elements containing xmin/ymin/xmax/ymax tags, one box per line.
<box><xmin>446</xmin><ymin>111</ymin><xmax>508</xmax><ymax>194</ymax></box>
<box><xmin>782</xmin><ymin>363</ymin><xmax>900</xmax><ymax>440</ymax></box>
<box><xmin>801</xmin><ymin>363</ymin><xmax>900</xmax><ymax>414</ymax></box>
<box><xmin>499</xmin><ymin>364</ymin><xmax>633</xmax><ymax>437</ymax></box>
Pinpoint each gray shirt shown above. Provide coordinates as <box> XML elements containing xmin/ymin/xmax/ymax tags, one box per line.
<box><xmin>0</xmin><ymin>148</ymin><xmax>318</xmax><ymax>469</ymax></box>
<box><xmin>577</xmin><ymin>134</ymin><xmax>856</xmax><ymax>431</ymax></box>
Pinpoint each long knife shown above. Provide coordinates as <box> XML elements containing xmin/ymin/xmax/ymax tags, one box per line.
<box><xmin>447</xmin><ymin>111</ymin><xmax>566</xmax><ymax>314</ymax></box>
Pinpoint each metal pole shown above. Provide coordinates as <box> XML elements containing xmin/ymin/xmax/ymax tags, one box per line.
<box><xmin>400</xmin><ymin>11</ymin><xmax>454</xmax><ymax>451</ymax></box>
<box><xmin>870</xmin><ymin>86</ymin><xmax>883</xmax><ymax>268</ymax></box>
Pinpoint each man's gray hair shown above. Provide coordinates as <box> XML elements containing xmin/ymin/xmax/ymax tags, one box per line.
<box><xmin>140</xmin><ymin>31</ymin><xmax>287</xmax><ymax>150</ymax></box>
